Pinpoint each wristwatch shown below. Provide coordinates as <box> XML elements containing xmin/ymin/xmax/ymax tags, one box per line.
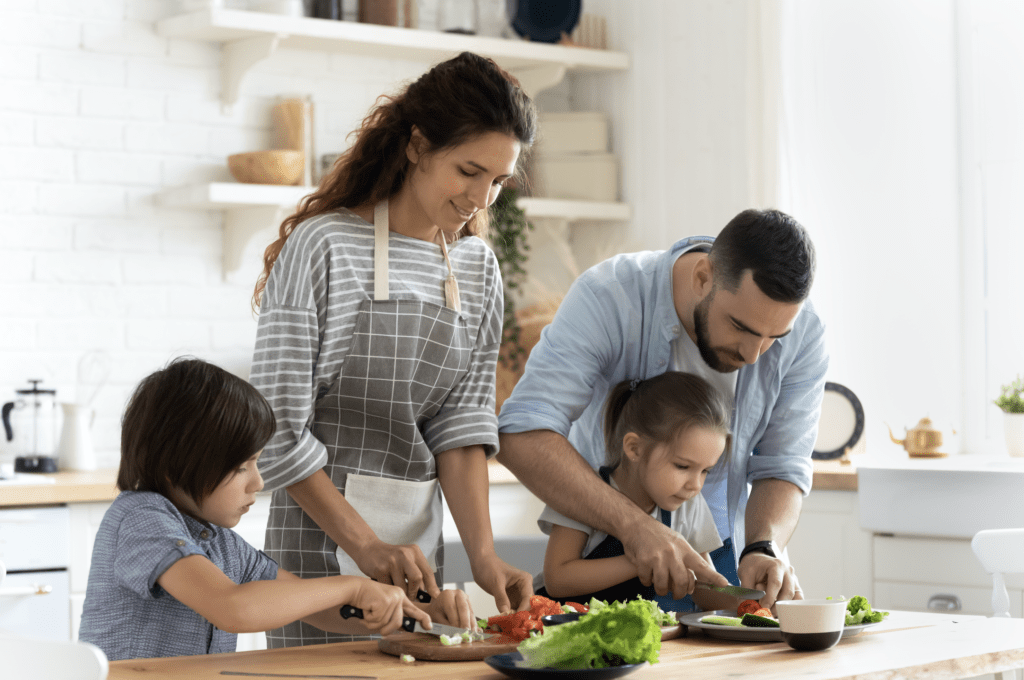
<box><xmin>739</xmin><ymin>540</ymin><xmax>778</xmax><ymax>562</ymax></box>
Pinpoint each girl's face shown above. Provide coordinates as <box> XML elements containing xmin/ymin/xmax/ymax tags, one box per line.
<box><xmin>403</xmin><ymin>130</ymin><xmax>520</xmax><ymax>237</ymax></box>
<box><xmin>194</xmin><ymin>451</ymin><xmax>264</xmax><ymax>528</ymax></box>
<box><xmin>632</xmin><ymin>427</ymin><xmax>726</xmax><ymax>512</ymax></box>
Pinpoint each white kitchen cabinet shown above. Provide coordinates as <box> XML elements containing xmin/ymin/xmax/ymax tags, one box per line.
<box><xmin>68</xmin><ymin>501</ymin><xmax>112</xmax><ymax>642</ymax></box>
<box><xmin>873</xmin><ymin>534</ymin><xmax>1024</xmax><ymax>616</ymax></box>
<box><xmin>786</xmin><ymin>489</ymin><xmax>873</xmax><ymax>601</ymax></box>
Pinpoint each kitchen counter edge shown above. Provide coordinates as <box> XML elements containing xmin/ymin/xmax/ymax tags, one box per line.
<box><xmin>1</xmin><ymin>459</ymin><xmax>858</xmax><ymax>507</ymax></box>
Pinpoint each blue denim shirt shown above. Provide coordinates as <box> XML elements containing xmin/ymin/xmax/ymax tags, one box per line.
<box><xmin>497</xmin><ymin>237</ymin><xmax>829</xmax><ymax>560</ymax></box>
<box><xmin>79</xmin><ymin>491</ymin><xmax>279</xmax><ymax>660</ymax></box>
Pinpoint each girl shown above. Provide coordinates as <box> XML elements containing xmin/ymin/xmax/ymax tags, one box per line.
<box><xmin>79</xmin><ymin>358</ymin><xmax>467</xmax><ymax>661</ymax></box>
<box><xmin>250</xmin><ymin>51</ymin><xmax>538</xmax><ymax>647</ymax></box>
<box><xmin>535</xmin><ymin>372</ymin><xmax>731</xmax><ymax>610</ymax></box>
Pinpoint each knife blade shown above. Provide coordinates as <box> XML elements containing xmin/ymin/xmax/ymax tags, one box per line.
<box><xmin>695</xmin><ymin>582</ymin><xmax>765</xmax><ymax>599</ymax></box>
<box><xmin>339</xmin><ymin>605</ymin><xmax>494</xmax><ymax>640</ymax></box>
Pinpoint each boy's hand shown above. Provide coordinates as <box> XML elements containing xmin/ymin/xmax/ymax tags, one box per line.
<box><xmin>421</xmin><ymin>588</ymin><xmax>475</xmax><ymax>630</ymax></box>
<box><xmin>353</xmin><ymin>580</ymin><xmax>432</xmax><ymax>636</ymax></box>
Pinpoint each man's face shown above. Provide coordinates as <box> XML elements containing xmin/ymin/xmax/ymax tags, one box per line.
<box><xmin>693</xmin><ymin>270</ymin><xmax>803</xmax><ymax>373</ymax></box>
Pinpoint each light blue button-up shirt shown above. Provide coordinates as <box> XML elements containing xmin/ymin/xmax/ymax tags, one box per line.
<box><xmin>497</xmin><ymin>236</ymin><xmax>828</xmax><ymax>561</ymax></box>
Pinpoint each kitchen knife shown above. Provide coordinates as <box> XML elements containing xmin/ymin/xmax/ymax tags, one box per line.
<box><xmin>696</xmin><ymin>582</ymin><xmax>766</xmax><ymax>599</ymax></box>
<box><xmin>340</xmin><ymin>605</ymin><xmax>494</xmax><ymax>640</ymax></box>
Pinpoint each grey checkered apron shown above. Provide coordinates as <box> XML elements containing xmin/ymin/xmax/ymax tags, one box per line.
<box><xmin>264</xmin><ymin>202</ymin><xmax>471</xmax><ymax>647</ymax></box>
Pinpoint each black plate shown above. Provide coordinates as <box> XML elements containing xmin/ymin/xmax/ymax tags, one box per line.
<box><xmin>812</xmin><ymin>382</ymin><xmax>865</xmax><ymax>460</ymax></box>
<box><xmin>484</xmin><ymin>652</ymin><xmax>646</xmax><ymax>679</ymax></box>
<box><xmin>507</xmin><ymin>0</ymin><xmax>582</xmax><ymax>43</ymax></box>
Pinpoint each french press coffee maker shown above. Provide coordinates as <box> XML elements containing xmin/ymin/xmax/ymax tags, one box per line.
<box><xmin>1</xmin><ymin>380</ymin><xmax>60</xmax><ymax>473</ymax></box>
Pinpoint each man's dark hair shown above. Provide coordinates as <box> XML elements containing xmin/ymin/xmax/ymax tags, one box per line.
<box><xmin>709</xmin><ymin>208</ymin><xmax>816</xmax><ymax>303</ymax></box>
<box><xmin>117</xmin><ymin>357</ymin><xmax>275</xmax><ymax>503</ymax></box>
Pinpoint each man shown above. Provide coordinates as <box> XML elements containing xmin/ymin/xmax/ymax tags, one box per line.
<box><xmin>497</xmin><ymin>208</ymin><xmax>827</xmax><ymax>608</ymax></box>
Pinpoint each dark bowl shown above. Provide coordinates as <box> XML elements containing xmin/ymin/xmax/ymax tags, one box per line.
<box><xmin>781</xmin><ymin>629</ymin><xmax>842</xmax><ymax>651</ymax></box>
<box><xmin>540</xmin><ymin>613</ymin><xmax>581</xmax><ymax>626</ymax></box>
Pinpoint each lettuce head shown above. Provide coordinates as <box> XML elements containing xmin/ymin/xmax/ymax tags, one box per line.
<box><xmin>516</xmin><ymin>598</ymin><xmax>661</xmax><ymax>669</ymax></box>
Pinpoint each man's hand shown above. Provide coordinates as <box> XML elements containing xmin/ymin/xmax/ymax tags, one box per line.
<box><xmin>737</xmin><ymin>552</ymin><xmax>802</xmax><ymax>609</ymax></box>
<box><xmin>353</xmin><ymin>539</ymin><xmax>441</xmax><ymax>601</ymax></box>
<box><xmin>621</xmin><ymin>517</ymin><xmax>727</xmax><ymax>599</ymax></box>
<box><xmin>470</xmin><ymin>552</ymin><xmax>534</xmax><ymax>613</ymax></box>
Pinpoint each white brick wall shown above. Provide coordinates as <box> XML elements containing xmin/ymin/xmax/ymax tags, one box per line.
<box><xmin>0</xmin><ymin>1</ymin><xmax>435</xmax><ymax>469</ymax></box>
<box><xmin>0</xmin><ymin>0</ymin><xmax>758</xmax><ymax>472</ymax></box>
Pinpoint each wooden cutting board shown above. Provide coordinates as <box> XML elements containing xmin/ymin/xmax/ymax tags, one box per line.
<box><xmin>379</xmin><ymin>624</ymin><xmax>683</xmax><ymax>662</ymax></box>
<box><xmin>377</xmin><ymin>631</ymin><xmax>519</xmax><ymax>661</ymax></box>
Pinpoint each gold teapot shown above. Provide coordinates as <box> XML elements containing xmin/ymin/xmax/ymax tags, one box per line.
<box><xmin>887</xmin><ymin>417</ymin><xmax>948</xmax><ymax>458</ymax></box>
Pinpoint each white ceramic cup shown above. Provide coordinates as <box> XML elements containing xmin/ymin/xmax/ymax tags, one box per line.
<box><xmin>775</xmin><ymin>599</ymin><xmax>847</xmax><ymax>651</ymax></box>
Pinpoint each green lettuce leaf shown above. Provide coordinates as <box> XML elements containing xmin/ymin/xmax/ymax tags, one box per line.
<box><xmin>845</xmin><ymin>595</ymin><xmax>889</xmax><ymax>626</ymax></box>
<box><xmin>516</xmin><ymin>599</ymin><xmax>662</xmax><ymax>669</ymax></box>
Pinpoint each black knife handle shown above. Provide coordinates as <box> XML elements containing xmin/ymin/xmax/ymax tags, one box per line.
<box><xmin>341</xmin><ymin>604</ymin><xmax>416</xmax><ymax>634</ymax></box>
<box><xmin>416</xmin><ymin>589</ymin><xmax>431</xmax><ymax>604</ymax></box>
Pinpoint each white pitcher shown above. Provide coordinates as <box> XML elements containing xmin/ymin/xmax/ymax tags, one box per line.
<box><xmin>58</xmin><ymin>403</ymin><xmax>96</xmax><ymax>471</ymax></box>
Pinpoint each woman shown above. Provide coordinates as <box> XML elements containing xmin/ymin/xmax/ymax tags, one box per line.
<box><xmin>250</xmin><ymin>52</ymin><xmax>537</xmax><ymax>647</ymax></box>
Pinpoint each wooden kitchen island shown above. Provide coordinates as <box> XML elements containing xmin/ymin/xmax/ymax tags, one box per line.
<box><xmin>107</xmin><ymin>611</ymin><xmax>1024</xmax><ymax>680</ymax></box>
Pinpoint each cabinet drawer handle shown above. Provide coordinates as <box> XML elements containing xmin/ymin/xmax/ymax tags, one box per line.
<box><xmin>0</xmin><ymin>584</ymin><xmax>53</xmax><ymax>597</ymax></box>
<box><xmin>927</xmin><ymin>593</ymin><xmax>962</xmax><ymax>611</ymax></box>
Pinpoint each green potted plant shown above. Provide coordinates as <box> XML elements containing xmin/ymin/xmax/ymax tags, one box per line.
<box><xmin>994</xmin><ymin>375</ymin><xmax>1024</xmax><ymax>457</ymax></box>
<box><xmin>489</xmin><ymin>187</ymin><xmax>534</xmax><ymax>372</ymax></box>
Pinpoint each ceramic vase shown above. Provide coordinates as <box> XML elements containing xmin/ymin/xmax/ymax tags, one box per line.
<box><xmin>1004</xmin><ymin>412</ymin><xmax>1024</xmax><ymax>457</ymax></box>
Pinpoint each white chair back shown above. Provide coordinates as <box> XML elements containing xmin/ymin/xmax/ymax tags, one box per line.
<box><xmin>0</xmin><ymin>635</ymin><xmax>108</xmax><ymax>680</ymax></box>
<box><xmin>971</xmin><ymin>528</ymin><xmax>1024</xmax><ymax>619</ymax></box>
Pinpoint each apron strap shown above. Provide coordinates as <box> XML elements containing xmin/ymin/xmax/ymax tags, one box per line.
<box><xmin>437</xmin><ymin>231</ymin><xmax>461</xmax><ymax>313</ymax></box>
<box><xmin>374</xmin><ymin>200</ymin><xmax>389</xmax><ymax>301</ymax></box>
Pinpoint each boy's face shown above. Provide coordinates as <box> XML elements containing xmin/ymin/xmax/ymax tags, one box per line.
<box><xmin>195</xmin><ymin>451</ymin><xmax>264</xmax><ymax>528</ymax></box>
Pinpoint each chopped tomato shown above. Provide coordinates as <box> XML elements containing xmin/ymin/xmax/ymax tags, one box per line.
<box><xmin>564</xmin><ymin>602</ymin><xmax>589</xmax><ymax>613</ymax></box>
<box><xmin>736</xmin><ymin>599</ymin><xmax>762</xmax><ymax>616</ymax></box>
<box><xmin>528</xmin><ymin>595</ymin><xmax>563</xmax><ymax>618</ymax></box>
<box><xmin>753</xmin><ymin>608</ymin><xmax>774</xmax><ymax>618</ymax></box>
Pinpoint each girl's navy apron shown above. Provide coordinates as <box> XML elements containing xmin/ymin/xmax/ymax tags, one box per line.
<box><xmin>535</xmin><ymin>466</ymin><xmax>672</xmax><ymax>605</ymax></box>
<box><xmin>265</xmin><ymin>201</ymin><xmax>471</xmax><ymax>647</ymax></box>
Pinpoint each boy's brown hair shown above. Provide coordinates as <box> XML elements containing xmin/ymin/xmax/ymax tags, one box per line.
<box><xmin>117</xmin><ymin>357</ymin><xmax>275</xmax><ymax>503</ymax></box>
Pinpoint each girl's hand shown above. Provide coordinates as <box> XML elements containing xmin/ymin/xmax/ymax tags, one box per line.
<box><xmin>471</xmin><ymin>552</ymin><xmax>534</xmax><ymax>613</ymax></box>
<box><xmin>421</xmin><ymin>588</ymin><xmax>475</xmax><ymax>630</ymax></box>
<box><xmin>355</xmin><ymin>538</ymin><xmax>441</xmax><ymax>601</ymax></box>
<box><xmin>352</xmin><ymin>580</ymin><xmax>432</xmax><ymax>636</ymax></box>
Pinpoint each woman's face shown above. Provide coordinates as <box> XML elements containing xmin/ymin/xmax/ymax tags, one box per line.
<box><xmin>404</xmin><ymin>130</ymin><xmax>521</xmax><ymax>237</ymax></box>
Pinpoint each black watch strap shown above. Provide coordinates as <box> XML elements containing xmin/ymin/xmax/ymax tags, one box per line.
<box><xmin>739</xmin><ymin>540</ymin><xmax>777</xmax><ymax>562</ymax></box>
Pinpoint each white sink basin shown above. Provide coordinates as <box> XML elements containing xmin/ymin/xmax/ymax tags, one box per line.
<box><xmin>857</xmin><ymin>454</ymin><xmax>1024</xmax><ymax>538</ymax></box>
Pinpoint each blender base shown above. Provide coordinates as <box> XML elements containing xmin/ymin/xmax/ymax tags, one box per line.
<box><xmin>15</xmin><ymin>456</ymin><xmax>59</xmax><ymax>473</ymax></box>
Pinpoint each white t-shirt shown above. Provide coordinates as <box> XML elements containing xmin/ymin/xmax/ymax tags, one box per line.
<box><xmin>670</xmin><ymin>329</ymin><xmax>737</xmax><ymax>541</ymax></box>
<box><xmin>532</xmin><ymin>475</ymin><xmax>723</xmax><ymax>592</ymax></box>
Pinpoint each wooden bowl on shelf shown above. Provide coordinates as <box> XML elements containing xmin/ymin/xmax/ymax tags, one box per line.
<box><xmin>228</xmin><ymin>150</ymin><xmax>304</xmax><ymax>185</ymax></box>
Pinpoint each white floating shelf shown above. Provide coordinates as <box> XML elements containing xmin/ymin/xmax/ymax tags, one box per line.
<box><xmin>157</xmin><ymin>9</ymin><xmax>629</xmax><ymax>105</ymax></box>
<box><xmin>159</xmin><ymin>182</ymin><xmax>630</xmax><ymax>280</ymax></box>
<box><xmin>159</xmin><ymin>181</ymin><xmax>311</xmax><ymax>209</ymax></box>
<box><xmin>517</xmin><ymin>198</ymin><xmax>630</xmax><ymax>222</ymax></box>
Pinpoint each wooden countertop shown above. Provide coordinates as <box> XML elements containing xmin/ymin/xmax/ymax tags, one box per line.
<box><xmin>106</xmin><ymin>611</ymin><xmax>1024</xmax><ymax>680</ymax></box>
<box><xmin>0</xmin><ymin>459</ymin><xmax>859</xmax><ymax>508</ymax></box>
<box><xmin>0</xmin><ymin>469</ymin><xmax>120</xmax><ymax>507</ymax></box>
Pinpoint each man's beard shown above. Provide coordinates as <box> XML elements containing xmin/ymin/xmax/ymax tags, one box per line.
<box><xmin>693</xmin><ymin>294</ymin><xmax>738</xmax><ymax>374</ymax></box>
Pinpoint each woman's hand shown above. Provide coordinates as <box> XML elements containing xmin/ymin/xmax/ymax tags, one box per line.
<box><xmin>353</xmin><ymin>538</ymin><xmax>442</xmax><ymax>601</ymax></box>
<box><xmin>352</xmin><ymin>579</ymin><xmax>432</xmax><ymax>636</ymax></box>
<box><xmin>421</xmin><ymin>588</ymin><xmax>475</xmax><ymax>630</ymax></box>
<box><xmin>470</xmin><ymin>552</ymin><xmax>534</xmax><ymax>613</ymax></box>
